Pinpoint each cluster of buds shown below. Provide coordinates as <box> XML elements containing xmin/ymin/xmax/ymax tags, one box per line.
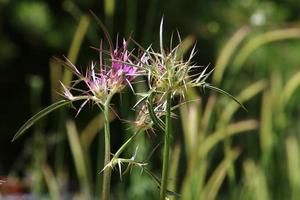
<box><xmin>132</xmin><ymin>101</ymin><xmax>165</xmax><ymax>132</ymax></box>
<box><xmin>147</xmin><ymin>29</ymin><xmax>211</xmax><ymax>101</ymax></box>
<box><xmin>132</xmin><ymin>20</ymin><xmax>212</xmax><ymax>132</ymax></box>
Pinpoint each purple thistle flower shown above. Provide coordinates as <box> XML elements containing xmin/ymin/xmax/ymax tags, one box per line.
<box><xmin>111</xmin><ymin>39</ymin><xmax>138</xmax><ymax>82</ymax></box>
<box><xmin>60</xmin><ymin>37</ymin><xmax>146</xmax><ymax>115</ymax></box>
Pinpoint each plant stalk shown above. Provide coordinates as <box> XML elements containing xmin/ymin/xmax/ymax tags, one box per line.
<box><xmin>114</xmin><ymin>131</ymin><xmax>140</xmax><ymax>159</ymax></box>
<box><xmin>160</xmin><ymin>93</ymin><xmax>172</xmax><ymax>200</ymax></box>
<box><xmin>102</xmin><ymin>102</ymin><xmax>112</xmax><ymax>200</ymax></box>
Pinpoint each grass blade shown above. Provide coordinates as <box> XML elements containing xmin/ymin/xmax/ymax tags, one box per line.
<box><xmin>233</xmin><ymin>28</ymin><xmax>300</xmax><ymax>72</ymax></box>
<box><xmin>203</xmin><ymin>148</ymin><xmax>241</xmax><ymax>200</ymax></box>
<box><xmin>260</xmin><ymin>90</ymin><xmax>273</xmax><ymax>167</ymax></box>
<box><xmin>169</xmin><ymin>143</ymin><xmax>181</xmax><ymax>200</ymax></box>
<box><xmin>200</xmin><ymin>120</ymin><xmax>258</xmax><ymax>157</ymax></box>
<box><xmin>243</xmin><ymin>160</ymin><xmax>270</xmax><ymax>200</ymax></box>
<box><xmin>42</xmin><ymin>164</ymin><xmax>61</xmax><ymax>200</ymax></box>
<box><xmin>220</xmin><ymin>80</ymin><xmax>266</xmax><ymax>123</ymax></box>
<box><xmin>282</xmin><ymin>70</ymin><xmax>300</xmax><ymax>104</ymax></box>
<box><xmin>62</xmin><ymin>14</ymin><xmax>90</xmax><ymax>86</ymax></box>
<box><xmin>286</xmin><ymin>136</ymin><xmax>300</xmax><ymax>199</ymax></box>
<box><xmin>213</xmin><ymin>26</ymin><xmax>250</xmax><ymax>86</ymax></box>
<box><xmin>66</xmin><ymin>120</ymin><xmax>91</xmax><ymax>198</ymax></box>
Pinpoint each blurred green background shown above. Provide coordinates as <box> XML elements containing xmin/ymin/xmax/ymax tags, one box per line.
<box><xmin>1</xmin><ymin>0</ymin><xmax>300</xmax><ymax>199</ymax></box>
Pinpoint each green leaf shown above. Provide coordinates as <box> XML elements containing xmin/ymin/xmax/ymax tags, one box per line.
<box><xmin>146</xmin><ymin>92</ymin><xmax>165</xmax><ymax>132</ymax></box>
<box><xmin>204</xmin><ymin>84</ymin><xmax>247</xmax><ymax>111</ymax></box>
<box><xmin>142</xmin><ymin>167</ymin><xmax>181</xmax><ymax>197</ymax></box>
<box><xmin>12</xmin><ymin>100</ymin><xmax>72</xmax><ymax>142</ymax></box>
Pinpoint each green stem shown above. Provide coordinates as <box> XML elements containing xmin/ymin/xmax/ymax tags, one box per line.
<box><xmin>102</xmin><ymin>102</ymin><xmax>112</xmax><ymax>200</ymax></box>
<box><xmin>160</xmin><ymin>93</ymin><xmax>172</xmax><ymax>200</ymax></box>
<box><xmin>114</xmin><ymin>131</ymin><xmax>140</xmax><ymax>159</ymax></box>
<box><xmin>95</xmin><ymin>131</ymin><xmax>103</xmax><ymax>198</ymax></box>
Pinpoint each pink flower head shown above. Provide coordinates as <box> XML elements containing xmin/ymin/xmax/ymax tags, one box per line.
<box><xmin>58</xmin><ymin>14</ymin><xmax>148</xmax><ymax>115</ymax></box>
<box><xmin>111</xmin><ymin>39</ymin><xmax>137</xmax><ymax>82</ymax></box>
<box><xmin>60</xmin><ymin>36</ymin><xmax>146</xmax><ymax>111</ymax></box>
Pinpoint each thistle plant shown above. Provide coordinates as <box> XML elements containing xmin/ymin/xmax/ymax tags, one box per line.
<box><xmin>98</xmin><ymin>19</ymin><xmax>244</xmax><ymax>200</ymax></box>
<box><xmin>136</xmin><ymin>19</ymin><xmax>245</xmax><ymax>200</ymax></box>
<box><xmin>61</xmin><ymin>38</ymin><xmax>144</xmax><ymax>200</ymax></box>
<box><xmin>12</xmin><ymin>16</ymin><xmax>146</xmax><ymax>200</ymax></box>
<box><xmin>12</xmin><ymin>16</ymin><xmax>244</xmax><ymax>200</ymax></box>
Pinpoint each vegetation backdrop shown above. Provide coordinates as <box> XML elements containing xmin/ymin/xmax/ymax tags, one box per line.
<box><xmin>1</xmin><ymin>0</ymin><xmax>300</xmax><ymax>199</ymax></box>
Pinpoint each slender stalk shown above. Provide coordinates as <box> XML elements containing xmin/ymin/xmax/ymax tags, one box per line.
<box><xmin>102</xmin><ymin>101</ymin><xmax>112</xmax><ymax>200</ymax></box>
<box><xmin>95</xmin><ymin>131</ymin><xmax>103</xmax><ymax>198</ymax></box>
<box><xmin>160</xmin><ymin>93</ymin><xmax>172</xmax><ymax>200</ymax></box>
<box><xmin>114</xmin><ymin>131</ymin><xmax>139</xmax><ymax>159</ymax></box>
